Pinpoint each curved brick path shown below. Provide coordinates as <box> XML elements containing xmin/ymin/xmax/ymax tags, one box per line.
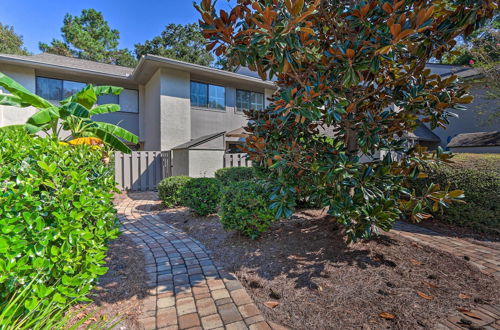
<box><xmin>115</xmin><ymin>192</ymin><xmax>276</xmax><ymax>330</ymax></box>
<box><xmin>114</xmin><ymin>192</ymin><xmax>498</xmax><ymax>329</ymax></box>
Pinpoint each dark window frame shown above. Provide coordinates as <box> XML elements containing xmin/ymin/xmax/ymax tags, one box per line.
<box><xmin>190</xmin><ymin>81</ymin><xmax>226</xmax><ymax>111</ymax></box>
<box><xmin>236</xmin><ymin>89</ymin><xmax>264</xmax><ymax>113</ymax></box>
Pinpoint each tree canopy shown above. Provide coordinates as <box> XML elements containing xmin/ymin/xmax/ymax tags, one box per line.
<box><xmin>196</xmin><ymin>0</ymin><xmax>497</xmax><ymax>241</ymax></box>
<box><xmin>39</xmin><ymin>9</ymin><xmax>136</xmax><ymax>67</ymax></box>
<box><xmin>134</xmin><ymin>23</ymin><xmax>214</xmax><ymax>66</ymax></box>
<box><xmin>0</xmin><ymin>23</ymin><xmax>30</xmax><ymax>55</ymax></box>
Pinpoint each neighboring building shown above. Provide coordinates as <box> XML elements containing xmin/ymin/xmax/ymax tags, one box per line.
<box><xmin>447</xmin><ymin>131</ymin><xmax>500</xmax><ymax>154</ymax></box>
<box><xmin>425</xmin><ymin>63</ymin><xmax>499</xmax><ymax>150</ymax></box>
<box><xmin>0</xmin><ymin>53</ymin><xmax>276</xmax><ymax>177</ymax></box>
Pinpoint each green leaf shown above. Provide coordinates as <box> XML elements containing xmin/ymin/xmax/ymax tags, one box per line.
<box><xmin>95</xmin><ymin>122</ymin><xmax>138</xmax><ymax>143</ymax></box>
<box><xmin>87</xmin><ymin>127</ymin><xmax>132</xmax><ymax>153</ymax></box>
<box><xmin>90</xmin><ymin>104</ymin><xmax>120</xmax><ymax>116</ymax></box>
<box><xmin>0</xmin><ymin>72</ymin><xmax>53</xmax><ymax>109</ymax></box>
<box><xmin>60</xmin><ymin>85</ymin><xmax>97</xmax><ymax>108</ymax></box>
<box><xmin>0</xmin><ymin>93</ymin><xmax>31</xmax><ymax>107</ymax></box>
<box><xmin>26</xmin><ymin>108</ymin><xmax>60</xmax><ymax>126</ymax></box>
<box><xmin>60</xmin><ymin>102</ymin><xmax>90</xmax><ymax>118</ymax></box>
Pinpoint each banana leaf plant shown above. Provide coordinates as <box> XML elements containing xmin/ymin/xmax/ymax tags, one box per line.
<box><xmin>0</xmin><ymin>72</ymin><xmax>138</xmax><ymax>153</ymax></box>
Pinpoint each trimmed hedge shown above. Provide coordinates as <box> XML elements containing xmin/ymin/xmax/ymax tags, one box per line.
<box><xmin>219</xmin><ymin>180</ymin><xmax>276</xmax><ymax>239</ymax></box>
<box><xmin>215</xmin><ymin>167</ymin><xmax>256</xmax><ymax>185</ymax></box>
<box><xmin>181</xmin><ymin>178</ymin><xmax>221</xmax><ymax>216</ymax></box>
<box><xmin>412</xmin><ymin>154</ymin><xmax>499</xmax><ymax>234</ymax></box>
<box><xmin>0</xmin><ymin>129</ymin><xmax>119</xmax><ymax>315</ymax></box>
<box><xmin>158</xmin><ymin>176</ymin><xmax>192</xmax><ymax>208</ymax></box>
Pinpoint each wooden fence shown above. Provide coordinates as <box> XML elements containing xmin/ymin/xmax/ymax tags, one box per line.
<box><xmin>223</xmin><ymin>153</ymin><xmax>252</xmax><ymax>168</ymax></box>
<box><xmin>114</xmin><ymin>151</ymin><xmax>171</xmax><ymax>191</ymax></box>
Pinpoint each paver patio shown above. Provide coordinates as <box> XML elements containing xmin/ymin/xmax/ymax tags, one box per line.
<box><xmin>115</xmin><ymin>192</ymin><xmax>498</xmax><ymax>329</ymax></box>
<box><xmin>115</xmin><ymin>192</ymin><xmax>279</xmax><ymax>330</ymax></box>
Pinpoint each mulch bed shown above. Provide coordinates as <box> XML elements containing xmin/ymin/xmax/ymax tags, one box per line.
<box><xmin>70</xmin><ymin>234</ymin><xmax>148</xmax><ymax>329</ymax></box>
<box><xmin>156</xmin><ymin>207</ymin><xmax>499</xmax><ymax>329</ymax></box>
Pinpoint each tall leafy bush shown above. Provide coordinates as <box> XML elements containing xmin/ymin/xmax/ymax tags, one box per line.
<box><xmin>214</xmin><ymin>167</ymin><xmax>255</xmax><ymax>185</ymax></box>
<box><xmin>412</xmin><ymin>156</ymin><xmax>499</xmax><ymax>234</ymax></box>
<box><xmin>0</xmin><ymin>129</ymin><xmax>119</xmax><ymax>318</ymax></box>
<box><xmin>181</xmin><ymin>178</ymin><xmax>221</xmax><ymax>216</ymax></box>
<box><xmin>158</xmin><ymin>176</ymin><xmax>192</xmax><ymax>208</ymax></box>
<box><xmin>219</xmin><ymin>180</ymin><xmax>276</xmax><ymax>239</ymax></box>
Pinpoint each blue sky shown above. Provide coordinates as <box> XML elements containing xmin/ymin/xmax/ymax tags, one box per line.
<box><xmin>0</xmin><ymin>0</ymin><xmax>236</xmax><ymax>54</ymax></box>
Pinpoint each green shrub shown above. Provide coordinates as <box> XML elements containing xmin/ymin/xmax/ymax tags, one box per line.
<box><xmin>181</xmin><ymin>178</ymin><xmax>221</xmax><ymax>216</ymax></box>
<box><xmin>0</xmin><ymin>129</ymin><xmax>119</xmax><ymax>318</ymax></box>
<box><xmin>219</xmin><ymin>180</ymin><xmax>276</xmax><ymax>239</ymax></box>
<box><xmin>158</xmin><ymin>176</ymin><xmax>192</xmax><ymax>208</ymax></box>
<box><xmin>215</xmin><ymin>167</ymin><xmax>255</xmax><ymax>185</ymax></box>
<box><xmin>412</xmin><ymin>155</ymin><xmax>499</xmax><ymax>234</ymax></box>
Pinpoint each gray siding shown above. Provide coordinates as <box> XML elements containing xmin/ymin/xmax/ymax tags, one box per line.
<box><xmin>433</xmin><ymin>84</ymin><xmax>500</xmax><ymax>147</ymax></box>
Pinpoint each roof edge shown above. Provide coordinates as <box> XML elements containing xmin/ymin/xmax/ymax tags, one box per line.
<box><xmin>133</xmin><ymin>54</ymin><xmax>277</xmax><ymax>88</ymax></box>
<box><xmin>0</xmin><ymin>54</ymin><xmax>132</xmax><ymax>80</ymax></box>
<box><xmin>172</xmin><ymin>131</ymin><xmax>226</xmax><ymax>150</ymax></box>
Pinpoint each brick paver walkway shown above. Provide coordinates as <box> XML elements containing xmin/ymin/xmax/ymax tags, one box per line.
<box><xmin>115</xmin><ymin>192</ymin><xmax>276</xmax><ymax>330</ymax></box>
<box><xmin>115</xmin><ymin>192</ymin><xmax>498</xmax><ymax>329</ymax></box>
<box><xmin>393</xmin><ymin>222</ymin><xmax>500</xmax><ymax>280</ymax></box>
<box><xmin>392</xmin><ymin>222</ymin><xmax>500</xmax><ymax>329</ymax></box>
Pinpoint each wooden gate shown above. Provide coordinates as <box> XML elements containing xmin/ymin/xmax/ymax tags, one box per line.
<box><xmin>114</xmin><ymin>151</ymin><xmax>171</xmax><ymax>191</ymax></box>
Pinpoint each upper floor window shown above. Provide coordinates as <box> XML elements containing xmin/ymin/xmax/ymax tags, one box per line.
<box><xmin>35</xmin><ymin>76</ymin><xmax>138</xmax><ymax>113</ymax></box>
<box><xmin>190</xmin><ymin>81</ymin><xmax>226</xmax><ymax>110</ymax></box>
<box><xmin>236</xmin><ymin>89</ymin><xmax>264</xmax><ymax>112</ymax></box>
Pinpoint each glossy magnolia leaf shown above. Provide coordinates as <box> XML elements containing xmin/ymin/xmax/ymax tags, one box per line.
<box><xmin>0</xmin><ymin>72</ymin><xmax>53</xmax><ymax>109</ymax></box>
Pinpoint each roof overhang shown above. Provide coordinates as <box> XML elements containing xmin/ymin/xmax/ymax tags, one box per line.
<box><xmin>0</xmin><ymin>54</ymin><xmax>132</xmax><ymax>84</ymax></box>
<box><xmin>132</xmin><ymin>55</ymin><xmax>277</xmax><ymax>90</ymax></box>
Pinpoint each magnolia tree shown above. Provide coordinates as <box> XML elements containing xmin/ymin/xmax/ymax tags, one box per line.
<box><xmin>196</xmin><ymin>0</ymin><xmax>497</xmax><ymax>241</ymax></box>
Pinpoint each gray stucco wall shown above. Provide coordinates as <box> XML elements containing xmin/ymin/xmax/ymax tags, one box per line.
<box><xmin>0</xmin><ymin>64</ymin><xmax>37</xmax><ymax>127</ymax></box>
<box><xmin>188</xmin><ymin>149</ymin><xmax>225</xmax><ymax>177</ymax></box>
<box><xmin>433</xmin><ymin>84</ymin><xmax>500</xmax><ymax>148</ymax></box>
<box><xmin>143</xmin><ymin>70</ymin><xmax>161</xmax><ymax>150</ymax></box>
<box><xmin>160</xmin><ymin>68</ymin><xmax>191</xmax><ymax>150</ymax></box>
<box><xmin>190</xmin><ymin>87</ymin><xmax>248</xmax><ymax>139</ymax></box>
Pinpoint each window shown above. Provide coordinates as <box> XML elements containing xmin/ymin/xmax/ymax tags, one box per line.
<box><xmin>36</xmin><ymin>77</ymin><xmax>87</xmax><ymax>100</ymax></box>
<box><xmin>190</xmin><ymin>81</ymin><xmax>226</xmax><ymax>110</ymax></box>
<box><xmin>191</xmin><ymin>82</ymin><xmax>208</xmax><ymax>107</ymax></box>
<box><xmin>236</xmin><ymin>90</ymin><xmax>264</xmax><ymax>112</ymax></box>
<box><xmin>63</xmin><ymin>81</ymin><xmax>86</xmax><ymax>99</ymax></box>
<box><xmin>36</xmin><ymin>76</ymin><xmax>138</xmax><ymax>113</ymax></box>
<box><xmin>208</xmin><ymin>85</ymin><xmax>225</xmax><ymax>110</ymax></box>
<box><xmin>36</xmin><ymin>77</ymin><xmax>63</xmax><ymax>100</ymax></box>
